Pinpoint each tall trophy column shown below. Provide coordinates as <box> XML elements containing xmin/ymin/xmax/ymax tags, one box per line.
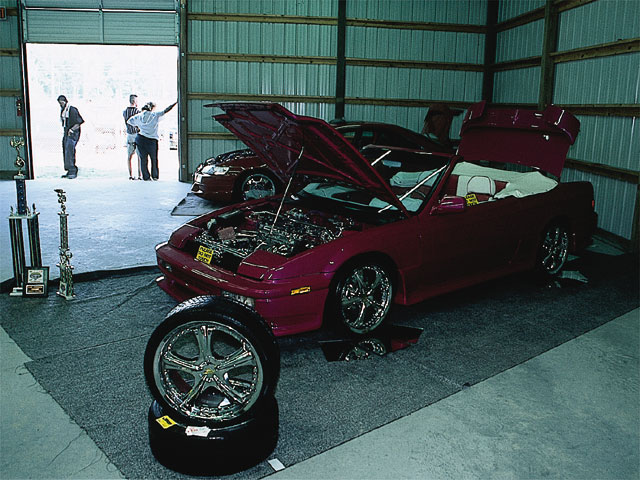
<box><xmin>55</xmin><ymin>189</ymin><xmax>75</xmax><ymax>300</ymax></box>
<box><xmin>7</xmin><ymin>137</ymin><xmax>43</xmax><ymax>296</ymax></box>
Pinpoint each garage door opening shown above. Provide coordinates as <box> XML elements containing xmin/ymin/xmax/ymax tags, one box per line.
<box><xmin>25</xmin><ymin>44</ymin><xmax>179</xmax><ymax>181</ymax></box>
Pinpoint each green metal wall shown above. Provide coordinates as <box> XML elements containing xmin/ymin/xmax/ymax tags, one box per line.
<box><xmin>0</xmin><ymin>0</ymin><xmax>23</xmax><ymax>177</ymax></box>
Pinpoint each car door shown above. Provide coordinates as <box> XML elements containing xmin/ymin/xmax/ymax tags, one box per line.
<box><xmin>415</xmin><ymin>195</ymin><xmax>524</xmax><ymax>292</ymax></box>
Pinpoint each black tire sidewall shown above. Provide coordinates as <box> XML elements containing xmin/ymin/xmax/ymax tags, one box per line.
<box><xmin>148</xmin><ymin>395</ymin><xmax>279</xmax><ymax>475</ymax></box>
<box><xmin>144</xmin><ymin>296</ymin><xmax>280</xmax><ymax>428</ymax></box>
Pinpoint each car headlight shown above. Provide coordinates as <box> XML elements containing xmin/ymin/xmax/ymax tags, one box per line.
<box><xmin>221</xmin><ymin>291</ymin><xmax>255</xmax><ymax>307</ymax></box>
<box><xmin>202</xmin><ymin>165</ymin><xmax>230</xmax><ymax>175</ymax></box>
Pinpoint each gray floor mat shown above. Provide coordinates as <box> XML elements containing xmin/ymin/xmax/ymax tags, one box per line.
<box><xmin>171</xmin><ymin>192</ymin><xmax>222</xmax><ymax>216</ymax></box>
<box><xmin>2</xmin><ymin>252</ymin><xmax>637</xmax><ymax>479</ymax></box>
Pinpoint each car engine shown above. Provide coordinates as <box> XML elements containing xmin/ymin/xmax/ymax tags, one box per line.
<box><xmin>194</xmin><ymin>207</ymin><xmax>357</xmax><ymax>267</ymax></box>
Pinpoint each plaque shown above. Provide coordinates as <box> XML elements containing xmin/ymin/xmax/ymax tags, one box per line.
<box><xmin>23</xmin><ymin>266</ymin><xmax>49</xmax><ymax>297</ymax></box>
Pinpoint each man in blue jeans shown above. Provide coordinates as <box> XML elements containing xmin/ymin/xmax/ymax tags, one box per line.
<box><xmin>57</xmin><ymin>95</ymin><xmax>84</xmax><ymax>179</ymax></box>
<box><xmin>127</xmin><ymin>100</ymin><xmax>177</xmax><ymax>181</ymax></box>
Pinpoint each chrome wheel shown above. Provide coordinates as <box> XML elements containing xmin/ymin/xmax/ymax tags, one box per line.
<box><xmin>240</xmin><ymin>173</ymin><xmax>277</xmax><ymax>200</ymax></box>
<box><xmin>540</xmin><ymin>225</ymin><xmax>569</xmax><ymax>275</ymax></box>
<box><xmin>152</xmin><ymin>320</ymin><xmax>264</xmax><ymax>423</ymax></box>
<box><xmin>337</xmin><ymin>264</ymin><xmax>392</xmax><ymax>334</ymax></box>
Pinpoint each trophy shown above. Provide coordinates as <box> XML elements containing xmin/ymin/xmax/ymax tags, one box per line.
<box><xmin>55</xmin><ymin>189</ymin><xmax>75</xmax><ymax>300</ymax></box>
<box><xmin>8</xmin><ymin>137</ymin><xmax>44</xmax><ymax>296</ymax></box>
<box><xmin>11</xmin><ymin>137</ymin><xmax>27</xmax><ymax>214</ymax></box>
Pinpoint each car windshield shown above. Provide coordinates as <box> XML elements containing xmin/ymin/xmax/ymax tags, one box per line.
<box><xmin>292</xmin><ymin>149</ymin><xmax>451</xmax><ymax>219</ymax></box>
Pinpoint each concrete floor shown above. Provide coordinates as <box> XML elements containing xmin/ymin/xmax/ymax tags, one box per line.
<box><xmin>1</xmin><ymin>177</ymin><xmax>638</xmax><ymax>479</ymax></box>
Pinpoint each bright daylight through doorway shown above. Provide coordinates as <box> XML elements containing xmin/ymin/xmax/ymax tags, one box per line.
<box><xmin>26</xmin><ymin>44</ymin><xmax>179</xmax><ymax>180</ymax></box>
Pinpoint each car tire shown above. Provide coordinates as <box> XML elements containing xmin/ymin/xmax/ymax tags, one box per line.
<box><xmin>144</xmin><ymin>296</ymin><xmax>280</xmax><ymax>428</ymax></box>
<box><xmin>537</xmin><ymin>222</ymin><xmax>569</xmax><ymax>276</ymax></box>
<box><xmin>236</xmin><ymin>171</ymin><xmax>280</xmax><ymax>201</ymax></box>
<box><xmin>329</xmin><ymin>261</ymin><xmax>394</xmax><ymax>335</ymax></box>
<box><xmin>148</xmin><ymin>394</ymin><xmax>279</xmax><ymax>475</ymax></box>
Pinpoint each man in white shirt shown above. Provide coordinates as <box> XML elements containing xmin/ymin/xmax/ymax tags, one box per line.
<box><xmin>127</xmin><ymin>100</ymin><xmax>177</xmax><ymax>181</ymax></box>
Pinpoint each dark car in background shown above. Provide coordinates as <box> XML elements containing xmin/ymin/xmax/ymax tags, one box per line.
<box><xmin>191</xmin><ymin>120</ymin><xmax>456</xmax><ymax>203</ymax></box>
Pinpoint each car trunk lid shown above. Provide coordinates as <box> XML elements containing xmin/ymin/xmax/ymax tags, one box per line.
<box><xmin>457</xmin><ymin>101</ymin><xmax>579</xmax><ymax>178</ymax></box>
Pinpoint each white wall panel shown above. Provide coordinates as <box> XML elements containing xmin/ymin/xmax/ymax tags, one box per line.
<box><xmin>493</xmin><ymin>67</ymin><xmax>540</xmax><ymax>103</ymax></box>
<box><xmin>554</xmin><ymin>54</ymin><xmax>640</xmax><ymax>105</ymax></box>
<box><xmin>22</xmin><ymin>4</ymin><xmax>178</xmax><ymax>44</ymax></box>
<box><xmin>346</xmin><ymin>0</ymin><xmax>485</xmax><ymax>24</ymax></box>
<box><xmin>24</xmin><ymin>0</ymin><xmax>176</xmax><ymax>9</ymax></box>
<box><xmin>0</xmin><ymin>57</ymin><xmax>21</xmax><ymax>90</ymax></box>
<box><xmin>495</xmin><ymin>19</ymin><xmax>543</xmax><ymax>62</ymax></box>
<box><xmin>189</xmin><ymin>61</ymin><xmax>335</xmax><ymax>97</ymax></box>
<box><xmin>558</xmin><ymin>0</ymin><xmax>640</xmax><ymax>51</ymax></box>
<box><xmin>347</xmin><ymin>28</ymin><xmax>484</xmax><ymax>63</ymax></box>
<box><xmin>0</xmin><ymin>96</ymin><xmax>22</xmax><ymax>129</ymax></box>
<box><xmin>347</xmin><ymin>66</ymin><xmax>481</xmax><ymax>102</ymax></box>
<box><xmin>0</xmin><ymin>1</ymin><xmax>24</xmax><ymax>175</ymax></box>
<box><xmin>189</xmin><ymin>0</ymin><xmax>337</xmax><ymax>17</ymax></box>
<box><xmin>23</xmin><ymin>9</ymin><xmax>103</xmax><ymax>42</ymax></box>
<box><xmin>569</xmin><ymin>115</ymin><xmax>639</xmax><ymax>172</ymax></box>
<box><xmin>0</xmin><ymin>5</ymin><xmax>19</xmax><ymax>48</ymax></box>
<box><xmin>562</xmin><ymin>168</ymin><xmax>636</xmax><ymax>239</ymax></box>
<box><xmin>497</xmin><ymin>0</ymin><xmax>545</xmax><ymax>23</ymax></box>
<box><xmin>189</xmin><ymin>21</ymin><xmax>336</xmax><ymax>57</ymax></box>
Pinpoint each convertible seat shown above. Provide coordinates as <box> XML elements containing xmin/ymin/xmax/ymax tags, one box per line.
<box><xmin>456</xmin><ymin>175</ymin><xmax>496</xmax><ymax>202</ymax></box>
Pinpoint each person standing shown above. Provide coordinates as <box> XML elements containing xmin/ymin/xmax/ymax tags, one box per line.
<box><xmin>57</xmin><ymin>95</ymin><xmax>84</xmax><ymax>179</ymax></box>
<box><xmin>123</xmin><ymin>94</ymin><xmax>141</xmax><ymax>180</ymax></box>
<box><xmin>127</xmin><ymin>101</ymin><xmax>177</xmax><ymax>181</ymax></box>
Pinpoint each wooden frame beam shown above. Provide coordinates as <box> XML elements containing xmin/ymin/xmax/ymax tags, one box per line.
<box><xmin>551</xmin><ymin>38</ymin><xmax>640</xmax><ymax>63</ymax></box>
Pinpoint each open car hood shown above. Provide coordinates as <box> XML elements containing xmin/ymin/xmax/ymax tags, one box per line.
<box><xmin>457</xmin><ymin>101</ymin><xmax>579</xmax><ymax>178</ymax></box>
<box><xmin>207</xmin><ymin>102</ymin><xmax>408</xmax><ymax>214</ymax></box>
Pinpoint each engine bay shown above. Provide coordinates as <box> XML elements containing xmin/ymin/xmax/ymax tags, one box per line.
<box><xmin>194</xmin><ymin>206</ymin><xmax>358</xmax><ymax>268</ymax></box>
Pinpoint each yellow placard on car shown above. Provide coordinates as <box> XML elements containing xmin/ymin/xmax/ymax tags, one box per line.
<box><xmin>156</xmin><ymin>415</ymin><xmax>177</xmax><ymax>429</ymax></box>
<box><xmin>196</xmin><ymin>245</ymin><xmax>214</xmax><ymax>264</ymax></box>
<box><xmin>291</xmin><ymin>286</ymin><xmax>311</xmax><ymax>295</ymax></box>
<box><xmin>465</xmin><ymin>193</ymin><xmax>479</xmax><ymax>206</ymax></box>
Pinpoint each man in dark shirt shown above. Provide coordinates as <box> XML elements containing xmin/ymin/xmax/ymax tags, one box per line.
<box><xmin>57</xmin><ymin>95</ymin><xmax>84</xmax><ymax>179</ymax></box>
<box><xmin>123</xmin><ymin>94</ymin><xmax>141</xmax><ymax>180</ymax></box>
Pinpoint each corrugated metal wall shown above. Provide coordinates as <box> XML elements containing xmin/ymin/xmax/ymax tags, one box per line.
<box><xmin>554</xmin><ymin>0</ymin><xmax>639</xmax><ymax>241</ymax></box>
<box><xmin>344</xmin><ymin>0</ymin><xmax>486</xmax><ymax>136</ymax></box>
<box><xmin>0</xmin><ymin>0</ymin><xmax>24</xmax><ymax>176</ymax></box>
<box><xmin>186</xmin><ymin>0</ymin><xmax>338</xmax><ymax>173</ymax></box>
<box><xmin>493</xmin><ymin>0</ymin><xmax>639</xmax><ymax>243</ymax></box>
<box><xmin>21</xmin><ymin>0</ymin><xmax>179</xmax><ymax>45</ymax></box>
<box><xmin>493</xmin><ymin>6</ymin><xmax>544</xmax><ymax>104</ymax></box>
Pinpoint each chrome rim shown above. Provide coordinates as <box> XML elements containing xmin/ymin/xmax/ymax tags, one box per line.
<box><xmin>541</xmin><ymin>226</ymin><xmax>569</xmax><ymax>274</ymax></box>
<box><xmin>338</xmin><ymin>265</ymin><xmax>392</xmax><ymax>333</ymax></box>
<box><xmin>241</xmin><ymin>174</ymin><xmax>276</xmax><ymax>200</ymax></box>
<box><xmin>153</xmin><ymin>320</ymin><xmax>263</xmax><ymax>422</ymax></box>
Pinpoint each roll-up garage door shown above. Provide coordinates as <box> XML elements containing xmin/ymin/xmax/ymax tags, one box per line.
<box><xmin>21</xmin><ymin>0</ymin><xmax>178</xmax><ymax>45</ymax></box>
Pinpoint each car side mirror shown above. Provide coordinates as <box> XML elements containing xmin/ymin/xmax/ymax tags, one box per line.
<box><xmin>431</xmin><ymin>195</ymin><xmax>466</xmax><ymax>215</ymax></box>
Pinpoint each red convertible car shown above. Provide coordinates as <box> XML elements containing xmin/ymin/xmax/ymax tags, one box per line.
<box><xmin>191</xmin><ymin>120</ymin><xmax>456</xmax><ymax>203</ymax></box>
<box><xmin>156</xmin><ymin>101</ymin><xmax>597</xmax><ymax>337</ymax></box>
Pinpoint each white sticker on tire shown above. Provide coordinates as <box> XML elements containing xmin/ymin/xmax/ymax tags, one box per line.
<box><xmin>185</xmin><ymin>425</ymin><xmax>211</xmax><ymax>437</ymax></box>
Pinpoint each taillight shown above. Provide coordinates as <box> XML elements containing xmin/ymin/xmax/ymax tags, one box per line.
<box><xmin>591</xmin><ymin>199</ymin><xmax>595</xmax><ymax>209</ymax></box>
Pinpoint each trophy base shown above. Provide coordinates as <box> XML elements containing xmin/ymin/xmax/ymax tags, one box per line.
<box><xmin>9</xmin><ymin>287</ymin><xmax>24</xmax><ymax>296</ymax></box>
<box><xmin>56</xmin><ymin>291</ymin><xmax>76</xmax><ymax>301</ymax></box>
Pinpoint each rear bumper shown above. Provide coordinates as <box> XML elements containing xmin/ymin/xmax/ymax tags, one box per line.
<box><xmin>155</xmin><ymin>242</ymin><xmax>331</xmax><ymax>336</ymax></box>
